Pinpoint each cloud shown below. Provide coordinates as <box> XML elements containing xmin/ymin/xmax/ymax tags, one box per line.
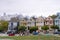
<box><xmin>0</xmin><ymin>0</ymin><xmax>60</xmax><ymax>17</ymax></box>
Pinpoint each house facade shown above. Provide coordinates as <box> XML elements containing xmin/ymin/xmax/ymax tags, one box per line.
<box><xmin>45</xmin><ymin>17</ymin><xmax>53</xmax><ymax>26</ymax></box>
<box><xmin>7</xmin><ymin>17</ymin><xmax>19</xmax><ymax>33</ymax></box>
<box><xmin>54</xmin><ymin>13</ymin><xmax>60</xmax><ymax>29</ymax></box>
<box><xmin>36</xmin><ymin>17</ymin><xmax>44</xmax><ymax>30</ymax></box>
<box><xmin>19</xmin><ymin>19</ymin><xmax>27</xmax><ymax>26</ymax></box>
<box><xmin>36</xmin><ymin>17</ymin><xmax>44</xmax><ymax>26</ymax></box>
<box><xmin>26</xmin><ymin>18</ymin><xmax>35</xmax><ymax>27</ymax></box>
<box><xmin>26</xmin><ymin>16</ymin><xmax>44</xmax><ymax>30</ymax></box>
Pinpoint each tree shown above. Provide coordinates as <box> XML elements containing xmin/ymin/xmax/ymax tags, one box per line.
<box><xmin>18</xmin><ymin>26</ymin><xmax>27</xmax><ymax>32</ymax></box>
<box><xmin>51</xmin><ymin>25</ymin><xmax>59</xmax><ymax>32</ymax></box>
<box><xmin>51</xmin><ymin>25</ymin><xmax>59</xmax><ymax>29</ymax></box>
<box><xmin>0</xmin><ymin>26</ymin><xmax>4</xmax><ymax>32</ymax></box>
<box><xmin>41</xmin><ymin>25</ymin><xmax>49</xmax><ymax>30</ymax></box>
<box><xmin>29</xmin><ymin>26</ymin><xmax>38</xmax><ymax>33</ymax></box>
<box><xmin>0</xmin><ymin>21</ymin><xmax>8</xmax><ymax>32</ymax></box>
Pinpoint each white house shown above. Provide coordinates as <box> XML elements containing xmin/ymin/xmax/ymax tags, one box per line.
<box><xmin>54</xmin><ymin>13</ymin><xmax>60</xmax><ymax>29</ymax></box>
<box><xmin>27</xmin><ymin>18</ymin><xmax>35</xmax><ymax>27</ymax></box>
<box><xmin>36</xmin><ymin>16</ymin><xmax>44</xmax><ymax>27</ymax></box>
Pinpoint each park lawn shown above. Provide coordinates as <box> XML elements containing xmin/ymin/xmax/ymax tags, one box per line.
<box><xmin>0</xmin><ymin>35</ymin><xmax>60</xmax><ymax>40</ymax></box>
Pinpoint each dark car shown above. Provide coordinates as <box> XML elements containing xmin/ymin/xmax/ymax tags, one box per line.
<box><xmin>7</xmin><ymin>30</ymin><xmax>16</xmax><ymax>34</ymax></box>
<box><xmin>7</xmin><ymin>31</ymin><xmax>12</xmax><ymax>34</ymax></box>
<box><xmin>0</xmin><ymin>32</ymin><xmax>5</xmax><ymax>34</ymax></box>
<box><xmin>54</xmin><ymin>32</ymin><xmax>60</xmax><ymax>34</ymax></box>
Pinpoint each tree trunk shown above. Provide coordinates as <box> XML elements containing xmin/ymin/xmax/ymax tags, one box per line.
<box><xmin>53</xmin><ymin>19</ymin><xmax>55</xmax><ymax>25</ymax></box>
<box><xmin>35</xmin><ymin>20</ymin><xmax>36</xmax><ymax>27</ymax></box>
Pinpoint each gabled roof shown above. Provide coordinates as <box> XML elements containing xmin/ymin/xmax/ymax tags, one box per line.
<box><xmin>9</xmin><ymin>17</ymin><xmax>19</xmax><ymax>22</ymax></box>
<box><xmin>55</xmin><ymin>16</ymin><xmax>60</xmax><ymax>20</ymax></box>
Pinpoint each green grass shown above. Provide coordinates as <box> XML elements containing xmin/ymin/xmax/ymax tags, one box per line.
<box><xmin>0</xmin><ymin>35</ymin><xmax>60</xmax><ymax>40</ymax></box>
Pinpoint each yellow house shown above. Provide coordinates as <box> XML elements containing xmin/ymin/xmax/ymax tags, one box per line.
<box><xmin>19</xmin><ymin>19</ymin><xmax>27</xmax><ymax>26</ymax></box>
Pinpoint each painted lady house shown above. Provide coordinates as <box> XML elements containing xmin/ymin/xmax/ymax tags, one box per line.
<box><xmin>36</xmin><ymin>16</ymin><xmax>44</xmax><ymax>30</ymax></box>
<box><xmin>45</xmin><ymin>17</ymin><xmax>53</xmax><ymax>26</ymax></box>
<box><xmin>7</xmin><ymin>17</ymin><xmax>19</xmax><ymax>34</ymax></box>
<box><xmin>54</xmin><ymin>13</ymin><xmax>60</xmax><ymax>29</ymax></box>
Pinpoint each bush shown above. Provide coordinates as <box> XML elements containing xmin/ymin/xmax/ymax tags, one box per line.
<box><xmin>51</xmin><ymin>25</ymin><xmax>59</xmax><ymax>29</ymax></box>
<box><xmin>0</xmin><ymin>26</ymin><xmax>4</xmax><ymax>32</ymax></box>
<box><xmin>41</xmin><ymin>25</ymin><xmax>49</xmax><ymax>30</ymax></box>
<box><xmin>0</xmin><ymin>21</ymin><xmax>8</xmax><ymax>32</ymax></box>
<box><xmin>29</xmin><ymin>26</ymin><xmax>38</xmax><ymax>33</ymax></box>
<box><xmin>18</xmin><ymin>26</ymin><xmax>27</xmax><ymax>32</ymax></box>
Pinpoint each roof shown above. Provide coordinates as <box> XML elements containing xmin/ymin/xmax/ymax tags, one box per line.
<box><xmin>9</xmin><ymin>17</ymin><xmax>19</xmax><ymax>22</ymax></box>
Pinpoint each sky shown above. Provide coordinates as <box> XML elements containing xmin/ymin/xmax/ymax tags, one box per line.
<box><xmin>0</xmin><ymin>0</ymin><xmax>60</xmax><ymax>17</ymax></box>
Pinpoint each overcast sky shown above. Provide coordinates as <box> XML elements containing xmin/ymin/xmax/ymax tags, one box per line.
<box><xmin>0</xmin><ymin>0</ymin><xmax>60</xmax><ymax>17</ymax></box>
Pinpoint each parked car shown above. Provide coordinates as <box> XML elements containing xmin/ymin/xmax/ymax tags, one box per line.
<box><xmin>0</xmin><ymin>32</ymin><xmax>5</xmax><ymax>34</ymax></box>
<box><xmin>7</xmin><ymin>31</ymin><xmax>15</xmax><ymax>36</ymax></box>
<box><xmin>33</xmin><ymin>31</ymin><xmax>39</xmax><ymax>35</ymax></box>
<box><xmin>7</xmin><ymin>30</ymin><xmax>16</xmax><ymax>34</ymax></box>
<box><xmin>8</xmin><ymin>33</ymin><xmax>15</xmax><ymax>36</ymax></box>
<box><xmin>53</xmin><ymin>32</ymin><xmax>60</xmax><ymax>34</ymax></box>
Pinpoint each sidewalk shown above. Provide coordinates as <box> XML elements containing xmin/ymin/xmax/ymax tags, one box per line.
<box><xmin>39</xmin><ymin>32</ymin><xmax>60</xmax><ymax>37</ymax></box>
<box><xmin>0</xmin><ymin>34</ymin><xmax>8</xmax><ymax>36</ymax></box>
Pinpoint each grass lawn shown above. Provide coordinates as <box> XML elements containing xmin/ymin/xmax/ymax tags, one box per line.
<box><xmin>0</xmin><ymin>35</ymin><xmax>60</xmax><ymax>40</ymax></box>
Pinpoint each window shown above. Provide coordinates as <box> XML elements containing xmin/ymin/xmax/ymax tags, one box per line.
<box><xmin>28</xmin><ymin>22</ymin><xmax>31</xmax><ymax>24</ymax></box>
<box><xmin>41</xmin><ymin>22</ymin><xmax>42</xmax><ymax>23</ymax></box>
<box><xmin>59</xmin><ymin>17</ymin><xmax>60</xmax><ymax>19</ymax></box>
<box><xmin>50</xmin><ymin>21</ymin><xmax>52</xmax><ymax>24</ymax></box>
<box><xmin>55</xmin><ymin>20</ymin><xmax>58</xmax><ymax>23</ymax></box>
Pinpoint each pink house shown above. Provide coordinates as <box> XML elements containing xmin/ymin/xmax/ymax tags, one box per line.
<box><xmin>45</xmin><ymin>17</ymin><xmax>53</xmax><ymax>26</ymax></box>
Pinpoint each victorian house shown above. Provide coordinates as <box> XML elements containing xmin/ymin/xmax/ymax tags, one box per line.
<box><xmin>45</xmin><ymin>17</ymin><xmax>53</xmax><ymax>26</ymax></box>
<box><xmin>7</xmin><ymin>17</ymin><xmax>19</xmax><ymax>33</ymax></box>
<box><xmin>26</xmin><ymin>17</ymin><xmax>36</xmax><ymax>27</ymax></box>
<box><xmin>19</xmin><ymin>18</ymin><xmax>27</xmax><ymax>27</ymax></box>
<box><xmin>36</xmin><ymin>16</ymin><xmax>44</xmax><ymax>30</ymax></box>
<box><xmin>54</xmin><ymin>13</ymin><xmax>60</xmax><ymax>29</ymax></box>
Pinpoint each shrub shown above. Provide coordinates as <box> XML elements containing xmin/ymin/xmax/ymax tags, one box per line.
<box><xmin>18</xmin><ymin>26</ymin><xmax>27</xmax><ymax>32</ymax></box>
<box><xmin>41</xmin><ymin>25</ymin><xmax>49</xmax><ymax>30</ymax></box>
<box><xmin>51</xmin><ymin>25</ymin><xmax>59</xmax><ymax>29</ymax></box>
<box><xmin>0</xmin><ymin>21</ymin><xmax>8</xmax><ymax>32</ymax></box>
<box><xmin>29</xmin><ymin>26</ymin><xmax>38</xmax><ymax>33</ymax></box>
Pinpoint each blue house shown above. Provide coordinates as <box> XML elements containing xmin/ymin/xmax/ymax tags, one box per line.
<box><xmin>7</xmin><ymin>17</ymin><xmax>19</xmax><ymax>34</ymax></box>
<box><xmin>54</xmin><ymin>13</ymin><xmax>60</xmax><ymax>29</ymax></box>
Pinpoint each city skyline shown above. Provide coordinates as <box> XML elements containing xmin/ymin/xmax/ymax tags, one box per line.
<box><xmin>0</xmin><ymin>0</ymin><xmax>60</xmax><ymax>17</ymax></box>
